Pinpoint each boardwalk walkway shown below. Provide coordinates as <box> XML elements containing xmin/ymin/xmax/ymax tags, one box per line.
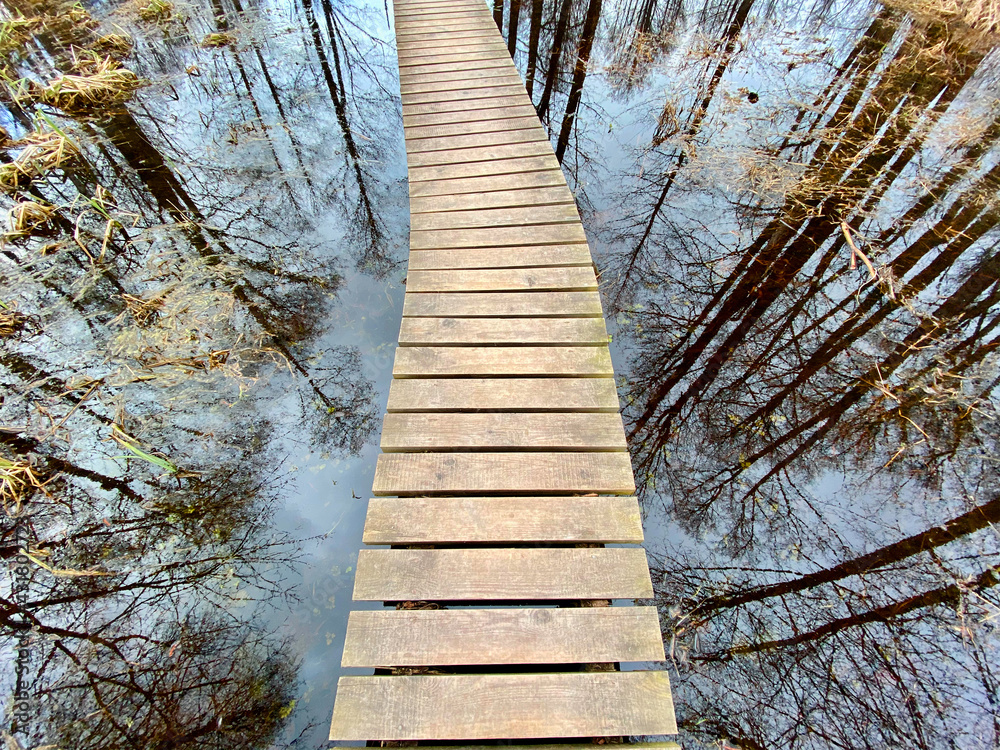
<box><xmin>329</xmin><ymin>0</ymin><xmax>678</xmax><ymax>743</ymax></box>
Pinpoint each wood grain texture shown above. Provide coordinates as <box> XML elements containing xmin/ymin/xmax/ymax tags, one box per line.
<box><xmin>409</xmin><ymin>204</ymin><xmax>580</xmax><ymax>231</ymax></box>
<box><xmin>381</xmin><ymin>411</ymin><xmax>627</xmax><ymax>451</ymax></box>
<box><xmin>399</xmin><ymin>66</ymin><xmax>520</xmax><ymax>85</ymax></box>
<box><xmin>407</xmin><ymin>169</ymin><xmax>566</xmax><ymax>196</ymax></box>
<box><xmin>353</xmin><ymin>547</ymin><xmax>653</xmax><ymax>600</ymax></box>
<box><xmin>410</xmin><ymin>224</ymin><xmax>587</xmax><ymax>249</ymax></box>
<box><xmin>402</xmin><ymin>95</ymin><xmax>534</xmax><ymax>117</ymax></box>
<box><xmin>402</xmin><ymin>290</ymin><xmax>603</xmax><ymax>317</ymax></box>
<box><xmin>398</xmin><ymin>317</ymin><xmax>607</xmax><ymax>344</ymax></box>
<box><xmin>342</xmin><ymin>606</ymin><xmax>664</xmax><ymax>666</ymax></box>
<box><xmin>399</xmin><ymin>58</ymin><xmax>514</xmax><ymax>78</ymax></box>
<box><xmin>406</xmin><ymin>142</ymin><xmax>554</xmax><ymax>168</ymax></box>
<box><xmin>329</xmin><ymin>671</ymin><xmax>676</xmax><ymax>739</ymax></box>
<box><xmin>371</xmin><ymin>451</ymin><xmax>635</xmax><ymax>495</ymax></box>
<box><xmin>407</xmin><ymin>245</ymin><xmax>590</xmax><ymax>269</ymax></box>
<box><xmin>406</xmin><ymin>129</ymin><xmax>548</xmax><ymax>153</ymax></box>
<box><xmin>363</xmin><ymin>495</ymin><xmax>643</xmax><ymax>543</ymax></box>
<box><xmin>385</xmin><ymin>377</ymin><xmax>620</xmax><ymax>412</ymax></box>
<box><xmin>410</xmin><ymin>186</ymin><xmax>573</xmax><ymax>213</ymax></box>
<box><xmin>401</xmin><ymin>85</ymin><xmax>526</xmax><ymax>106</ymax></box>
<box><xmin>403</xmin><ymin>104</ymin><xmax>538</xmax><ymax>127</ymax></box>
<box><xmin>405</xmin><ymin>267</ymin><xmax>596</xmax><ymax>292</ymax></box>
<box><xmin>392</xmin><ymin>345</ymin><xmax>612</xmax><ymax>377</ymax></box>
<box><xmin>401</xmin><ymin>74</ymin><xmax>526</xmax><ymax>96</ymax></box>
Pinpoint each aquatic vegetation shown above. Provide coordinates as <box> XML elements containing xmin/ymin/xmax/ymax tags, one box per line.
<box><xmin>5</xmin><ymin>199</ymin><xmax>57</xmax><ymax>240</ymax></box>
<box><xmin>0</xmin><ymin>17</ymin><xmax>41</xmax><ymax>58</ymax></box>
<box><xmin>0</xmin><ymin>456</ymin><xmax>47</xmax><ymax>515</ymax></box>
<box><xmin>201</xmin><ymin>31</ymin><xmax>237</xmax><ymax>48</ymax></box>
<box><xmin>91</xmin><ymin>32</ymin><xmax>135</xmax><ymax>59</ymax></box>
<box><xmin>39</xmin><ymin>56</ymin><xmax>142</xmax><ymax>112</ymax></box>
<box><xmin>136</xmin><ymin>0</ymin><xmax>175</xmax><ymax>23</ymax></box>
<box><xmin>0</xmin><ymin>126</ymin><xmax>80</xmax><ymax>192</ymax></box>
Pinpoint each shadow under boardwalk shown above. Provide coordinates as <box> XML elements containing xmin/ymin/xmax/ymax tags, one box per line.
<box><xmin>329</xmin><ymin>0</ymin><xmax>678</xmax><ymax>743</ymax></box>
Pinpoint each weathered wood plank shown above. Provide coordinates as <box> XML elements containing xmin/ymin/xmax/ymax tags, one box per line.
<box><xmin>399</xmin><ymin>65</ymin><xmax>518</xmax><ymax>85</ymax></box>
<box><xmin>407</xmin><ymin>245</ymin><xmax>589</xmax><ymax>270</ymax></box>
<box><xmin>397</xmin><ymin>44</ymin><xmax>509</xmax><ymax>64</ymax></box>
<box><xmin>381</xmin><ymin>412</ymin><xmax>627</xmax><ymax>451</ymax></box>
<box><xmin>396</xmin><ymin>30</ymin><xmax>500</xmax><ymax>46</ymax></box>
<box><xmin>399</xmin><ymin>60</ymin><xmax>514</xmax><ymax>80</ymax></box>
<box><xmin>403</xmin><ymin>103</ymin><xmax>537</xmax><ymax>127</ymax></box>
<box><xmin>342</xmin><ymin>606</ymin><xmax>663</xmax><ymax>666</ymax></box>
<box><xmin>398</xmin><ymin>316</ymin><xmax>606</xmax><ymax>344</ymax></box>
<box><xmin>354</xmin><ymin>547</ymin><xmax>652</xmax><ymax>600</ymax></box>
<box><xmin>406</xmin><ymin>141</ymin><xmax>553</xmax><ymax>168</ymax></box>
<box><xmin>363</xmin><ymin>495</ymin><xmax>641</xmax><ymax>543</ymax></box>
<box><xmin>403</xmin><ymin>95</ymin><xmax>534</xmax><ymax>117</ymax></box>
<box><xmin>407</xmin><ymin>169</ymin><xmax>566</xmax><ymax>196</ymax></box>
<box><xmin>405</xmin><ymin>266</ymin><xmax>596</xmax><ymax>292</ymax></box>
<box><xmin>363</xmin><ymin>495</ymin><xmax>642</xmax><ymax>544</ymax></box>
<box><xmin>410</xmin><ymin>186</ymin><xmax>574</xmax><ymax>213</ymax></box>
<box><xmin>396</xmin><ymin>18</ymin><xmax>495</xmax><ymax>31</ymax></box>
<box><xmin>409</xmin><ymin>204</ymin><xmax>580</xmax><ymax>231</ymax></box>
<box><xmin>400</xmin><ymin>74</ymin><xmax>526</xmax><ymax>96</ymax></box>
<box><xmin>397</xmin><ymin>50</ymin><xmax>511</xmax><ymax>68</ymax></box>
<box><xmin>385</xmin><ymin>377</ymin><xmax>620</xmax><ymax>412</ymax></box>
<box><xmin>402</xmin><ymin>290</ymin><xmax>603</xmax><ymax>317</ymax></box>
<box><xmin>401</xmin><ymin>85</ymin><xmax>527</xmax><ymax>107</ymax></box>
<box><xmin>408</xmin><ymin>155</ymin><xmax>560</xmax><ymax>183</ymax></box>
<box><xmin>406</xmin><ymin>129</ymin><xmax>547</xmax><ymax>153</ymax></box>
<box><xmin>330</xmin><ymin>671</ymin><xmax>675</xmax><ymax>740</ymax></box>
<box><xmin>404</xmin><ymin>116</ymin><xmax>543</xmax><ymax>140</ymax></box>
<box><xmin>393</xmin><ymin>345</ymin><xmax>612</xmax><ymax>376</ymax></box>
<box><xmin>410</xmin><ymin>224</ymin><xmax>587</xmax><ymax>249</ymax></box>
<box><xmin>371</xmin><ymin>451</ymin><xmax>635</xmax><ymax>494</ymax></box>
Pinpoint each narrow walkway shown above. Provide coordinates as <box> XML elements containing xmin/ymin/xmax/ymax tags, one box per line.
<box><xmin>329</xmin><ymin>0</ymin><xmax>678</xmax><ymax>743</ymax></box>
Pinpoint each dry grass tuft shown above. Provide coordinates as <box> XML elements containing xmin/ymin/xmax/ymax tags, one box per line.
<box><xmin>0</xmin><ymin>128</ymin><xmax>80</xmax><ymax>193</ymax></box>
<box><xmin>137</xmin><ymin>0</ymin><xmax>175</xmax><ymax>23</ymax></box>
<box><xmin>884</xmin><ymin>0</ymin><xmax>1000</xmax><ymax>45</ymax></box>
<box><xmin>121</xmin><ymin>291</ymin><xmax>166</xmax><ymax>327</ymax></box>
<box><xmin>39</xmin><ymin>56</ymin><xmax>142</xmax><ymax>112</ymax></box>
<box><xmin>91</xmin><ymin>33</ymin><xmax>135</xmax><ymax>60</ymax></box>
<box><xmin>0</xmin><ymin>456</ymin><xmax>47</xmax><ymax>515</ymax></box>
<box><xmin>0</xmin><ymin>17</ymin><xmax>41</xmax><ymax>57</ymax></box>
<box><xmin>5</xmin><ymin>200</ymin><xmax>57</xmax><ymax>239</ymax></box>
<box><xmin>201</xmin><ymin>32</ymin><xmax>236</xmax><ymax>48</ymax></box>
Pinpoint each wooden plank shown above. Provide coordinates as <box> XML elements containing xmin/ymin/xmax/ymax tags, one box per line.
<box><xmin>401</xmin><ymin>85</ymin><xmax>527</xmax><ymax>106</ymax></box>
<box><xmin>396</xmin><ymin>19</ymin><xmax>496</xmax><ymax>32</ymax></box>
<box><xmin>405</xmin><ymin>267</ymin><xmax>595</xmax><ymax>292</ymax></box>
<box><xmin>385</xmin><ymin>377</ymin><xmax>620</xmax><ymax>412</ymax></box>
<box><xmin>397</xmin><ymin>44</ymin><xmax>509</xmax><ymax>64</ymax></box>
<box><xmin>403</xmin><ymin>95</ymin><xmax>535</xmax><ymax>117</ymax></box>
<box><xmin>393</xmin><ymin>345</ymin><xmax>612</xmax><ymax>376</ymax></box>
<box><xmin>406</xmin><ymin>142</ymin><xmax>553</xmax><ymax>168</ymax></box>
<box><xmin>371</xmin><ymin>451</ymin><xmax>635</xmax><ymax>494</ymax></box>
<box><xmin>409</xmin><ymin>155</ymin><xmax>561</xmax><ymax>183</ymax></box>
<box><xmin>381</xmin><ymin>412</ymin><xmax>627</xmax><ymax>451</ymax></box>
<box><xmin>407</xmin><ymin>245</ymin><xmax>589</xmax><ymax>269</ymax></box>
<box><xmin>363</xmin><ymin>495</ymin><xmax>643</xmax><ymax>544</ymax></box>
<box><xmin>397</xmin><ymin>50</ymin><xmax>511</xmax><ymax>68</ymax></box>
<box><xmin>410</xmin><ymin>186</ymin><xmax>574</xmax><ymax>213</ymax></box>
<box><xmin>353</xmin><ymin>547</ymin><xmax>652</xmax><ymax>600</ymax></box>
<box><xmin>399</xmin><ymin>65</ymin><xmax>518</xmax><ymax>84</ymax></box>
<box><xmin>330</xmin><ymin>671</ymin><xmax>675</xmax><ymax>739</ymax></box>
<box><xmin>386</xmin><ymin>745</ymin><xmax>680</xmax><ymax>750</ymax></box>
<box><xmin>341</xmin><ymin>606</ymin><xmax>664</xmax><ymax>666</ymax></box>
<box><xmin>399</xmin><ymin>59</ymin><xmax>514</xmax><ymax>78</ymax></box>
<box><xmin>398</xmin><ymin>316</ymin><xmax>607</xmax><ymax>344</ymax></box>
<box><xmin>402</xmin><ymin>290</ymin><xmax>603</xmax><ymax>317</ymax></box>
<box><xmin>404</xmin><ymin>116</ymin><xmax>542</xmax><ymax>140</ymax></box>
<box><xmin>396</xmin><ymin>30</ymin><xmax>500</xmax><ymax>46</ymax></box>
<box><xmin>403</xmin><ymin>104</ymin><xmax>537</xmax><ymax>127</ymax></box>
<box><xmin>406</xmin><ymin>129</ymin><xmax>547</xmax><ymax>153</ymax></box>
<box><xmin>401</xmin><ymin>74</ymin><xmax>526</xmax><ymax>96</ymax></box>
<box><xmin>410</xmin><ymin>224</ymin><xmax>588</xmax><ymax>249</ymax></box>
<box><xmin>410</xmin><ymin>204</ymin><xmax>580</xmax><ymax>231</ymax></box>
<box><xmin>407</xmin><ymin>169</ymin><xmax>567</xmax><ymax>196</ymax></box>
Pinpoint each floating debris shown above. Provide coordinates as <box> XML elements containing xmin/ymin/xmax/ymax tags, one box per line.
<box><xmin>92</xmin><ymin>33</ymin><xmax>135</xmax><ymax>60</ymax></box>
<box><xmin>0</xmin><ymin>127</ymin><xmax>80</xmax><ymax>193</ymax></box>
<box><xmin>5</xmin><ymin>200</ymin><xmax>57</xmax><ymax>239</ymax></box>
<box><xmin>201</xmin><ymin>32</ymin><xmax>236</xmax><ymax>48</ymax></box>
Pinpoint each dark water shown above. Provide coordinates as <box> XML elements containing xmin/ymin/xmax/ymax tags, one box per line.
<box><xmin>1</xmin><ymin>0</ymin><xmax>998</xmax><ymax>747</ymax></box>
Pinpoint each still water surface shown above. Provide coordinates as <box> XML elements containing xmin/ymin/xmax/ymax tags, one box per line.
<box><xmin>1</xmin><ymin>0</ymin><xmax>998</xmax><ymax>747</ymax></box>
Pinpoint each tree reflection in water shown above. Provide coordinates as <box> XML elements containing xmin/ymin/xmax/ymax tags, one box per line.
<box><xmin>496</xmin><ymin>0</ymin><xmax>1000</xmax><ymax>746</ymax></box>
<box><xmin>1</xmin><ymin>0</ymin><xmax>401</xmax><ymax>745</ymax></box>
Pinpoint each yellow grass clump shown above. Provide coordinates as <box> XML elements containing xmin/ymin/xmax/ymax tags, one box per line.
<box><xmin>884</xmin><ymin>0</ymin><xmax>1000</xmax><ymax>45</ymax></box>
<box><xmin>201</xmin><ymin>32</ymin><xmax>236</xmax><ymax>48</ymax></box>
<box><xmin>137</xmin><ymin>0</ymin><xmax>174</xmax><ymax>23</ymax></box>
<box><xmin>0</xmin><ymin>456</ymin><xmax>47</xmax><ymax>516</ymax></box>
<box><xmin>0</xmin><ymin>128</ymin><xmax>80</xmax><ymax>193</ymax></box>
<box><xmin>92</xmin><ymin>33</ymin><xmax>135</xmax><ymax>60</ymax></box>
<box><xmin>39</xmin><ymin>57</ymin><xmax>142</xmax><ymax>113</ymax></box>
<box><xmin>5</xmin><ymin>200</ymin><xmax>57</xmax><ymax>239</ymax></box>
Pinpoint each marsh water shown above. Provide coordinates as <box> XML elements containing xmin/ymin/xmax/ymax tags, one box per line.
<box><xmin>1</xmin><ymin>0</ymin><xmax>998</xmax><ymax>747</ymax></box>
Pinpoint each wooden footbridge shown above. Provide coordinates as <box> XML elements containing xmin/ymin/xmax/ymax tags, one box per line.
<box><xmin>329</xmin><ymin>0</ymin><xmax>678</xmax><ymax>743</ymax></box>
